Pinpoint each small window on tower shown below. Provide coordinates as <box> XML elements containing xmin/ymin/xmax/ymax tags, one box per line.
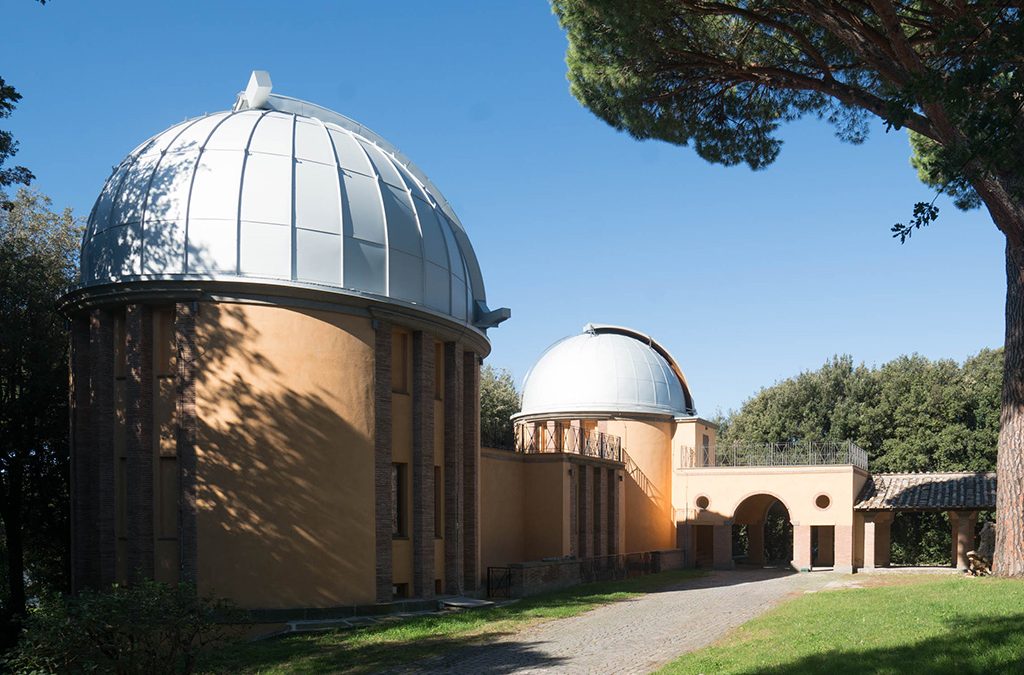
<box><xmin>392</xmin><ymin>463</ymin><xmax>408</xmax><ymax>537</ymax></box>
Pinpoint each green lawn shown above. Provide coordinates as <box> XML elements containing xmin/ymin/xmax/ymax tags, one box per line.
<box><xmin>660</xmin><ymin>575</ymin><xmax>1024</xmax><ymax>675</ymax></box>
<box><xmin>199</xmin><ymin>569</ymin><xmax>704</xmax><ymax>674</ymax></box>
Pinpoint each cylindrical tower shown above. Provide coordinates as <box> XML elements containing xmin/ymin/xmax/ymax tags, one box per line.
<box><xmin>62</xmin><ymin>72</ymin><xmax>508</xmax><ymax>611</ymax></box>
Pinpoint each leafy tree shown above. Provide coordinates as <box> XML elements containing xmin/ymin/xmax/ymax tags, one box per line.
<box><xmin>0</xmin><ymin>189</ymin><xmax>79</xmax><ymax>641</ymax></box>
<box><xmin>552</xmin><ymin>1</ymin><xmax>1024</xmax><ymax>575</ymax></box>
<box><xmin>480</xmin><ymin>365</ymin><xmax>520</xmax><ymax>449</ymax></box>
<box><xmin>0</xmin><ymin>78</ymin><xmax>33</xmax><ymax>205</ymax></box>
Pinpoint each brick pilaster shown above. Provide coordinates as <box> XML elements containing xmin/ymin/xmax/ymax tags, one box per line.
<box><xmin>174</xmin><ymin>303</ymin><xmax>198</xmax><ymax>585</ymax></box>
<box><xmin>597</xmin><ymin>466</ymin><xmax>608</xmax><ymax>557</ymax></box>
<box><xmin>443</xmin><ymin>342</ymin><xmax>464</xmax><ymax>595</ymax></box>
<box><xmin>580</xmin><ymin>466</ymin><xmax>594</xmax><ymax>559</ymax></box>
<box><xmin>462</xmin><ymin>351</ymin><xmax>480</xmax><ymax>592</ymax></box>
<box><xmin>569</xmin><ymin>460</ymin><xmax>578</xmax><ymax>558</ymax></box>
<box><xmin>70</xmin><ymin>315</ymin><xmax>92</xmax><ymax>591</ymax></box>
<box><xmin>125</xmin><ymin>305</ymin><xmax>155</xmax><ymax>581</ymax></box>
<box><xmin>374</xmin><ymin>322</ymin><xmax>393</xmax><ymax>602</ymax></box>
<box><xmin>411</xmin><ymin>331</ymin><xmax>435</xmax><ymax>598</ymax></box>
<box><xmin>90</xmin><ymin>309</ymin><xmax>116</xmax><ymax>587</ymax></box>
<box><xmin>608</xmin><ymin>468</ymin><xmax>620</xmax><ymax>555</ymax></box>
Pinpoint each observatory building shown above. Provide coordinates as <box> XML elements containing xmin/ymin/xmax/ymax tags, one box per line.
<box><xmin>64</xmin><ymin>72</ymin><xmax>508</xmax><ymax>610</ymax></box>
<box><xmin>65</xmin><ymin>72</ymin><xmax>996</xmax><ymax>615</ymax></box>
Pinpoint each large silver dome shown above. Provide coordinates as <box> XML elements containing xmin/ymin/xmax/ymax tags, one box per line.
<box><xmin>80</xmin><ymin>72</ymin><xmax>508</xmax><ymax>332</ymax></box>
<box><xmin>515</xmin><ymin>324</ymin><xmax>696</xmax><ymax>419</ymax></box>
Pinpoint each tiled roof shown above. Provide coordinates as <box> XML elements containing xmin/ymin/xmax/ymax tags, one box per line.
<box><xmin>854</xmin><ymin>472</ymin><xmax>996</xmax><ymax>511</ymax></box>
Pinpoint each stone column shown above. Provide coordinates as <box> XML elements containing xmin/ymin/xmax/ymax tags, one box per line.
<box><xmin>568</xmin><ymin>463</ymin><xmax>578</xmax><ymax>558</ymax></box>
<box><xmin>174</xmin><ymin>302</ymin><xmax>199</xmax><ymax>585</ymax></box>
<box><xmin>70</xmin><ymin>315</ymin><xmax>93</xmax><ymax>591</ymax></box>
<box><xmin>411</xmin><ymin>331</ymin><xmax>435</xmax><ymax>598</ymax></box>
<box><xmin>950</xmin><ymin>510</ymin><xmax>978</xmax><ymax>571</ymax></box>
<box><xmin>792</xmin><ymin>524</ymin><xmax>812</xmax><ymax>572</ymax></box>
<box><xmin>443</xmin><ymin>342</ymin><xmax>464</xmax><ymax>596</ymax></box>
<box><xmin>712</xmin><ymin>522</ymin><xmax>734</xmax><ymax>570</ymax></box>
<box><xmin>462</xmin><ymin>351</ymin><xmax>480</xmax><ymax>592</ymax></box>
<box><xmin>833</xmin><ymin>525</ymin><xmax>853</xmax><ymax>573</ymax></box>
<box><xmin>125</xmin><ymin>304</ymin><xmax>155</xmax><ymax>581</ymax></box>
<box><xmin>90</xmin><ymin>309</ymin><xmax>117</xmax><ymax>588</ymax></box>
<box><xmin>875</xmin><ymin>512</ymin><xmax>894</xmax><ymax>567</ymax></box>
<box><xmin>596</xmin><ymin>466</ymin><xmax>608</xmax><ymax>556</ymax></box>
<box><xmin>373</xmin><ymin>322</ymin><xmax>393</xmax><ymax>603</ymax></box>
<box><xmin>747</xmin><ymin>522</ymin><xmax>765</xmax><ymax>566</ymax></box>
<box><xmin>863</xmin><ymin>516</ymin><xmax>877</xmax><ymax>570</ymax></box>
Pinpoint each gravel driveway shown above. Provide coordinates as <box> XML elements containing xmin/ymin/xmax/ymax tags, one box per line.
<box><xmin>411</xmin><ymin>568</ymin><xmax>841</xmax><ymax>674</ymax></box>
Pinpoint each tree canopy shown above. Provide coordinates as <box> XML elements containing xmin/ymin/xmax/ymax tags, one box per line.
<box><xmin>0</xmin><ymin>188</ymin><xmax>79</xmax><ymax>639</ymax></box>
<box><xmin>552</xmin><ymin>1</ymin><xmax>1024</xmax><ymax>240</ymax></box>
<box><xmin>720</xmin><ymin>349</ymin><xmax>1002</xmax><ymax>473</ymax></box>
<box><xmin>480</xmin><ymin>365</ymin><xmax>521</xmax><ymax>449</ymax></box>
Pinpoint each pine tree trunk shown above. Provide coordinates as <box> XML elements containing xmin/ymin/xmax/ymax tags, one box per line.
<box><xmin>995</xmin><ymin>241</ymin><xmax>1024</xmax><ymax>576</ymax></box>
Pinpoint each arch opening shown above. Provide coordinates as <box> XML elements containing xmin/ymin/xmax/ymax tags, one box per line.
<box><xmin>732</xmin><ymin>494</ymin><xmax>793</xmax><ymax>567</ymax></box>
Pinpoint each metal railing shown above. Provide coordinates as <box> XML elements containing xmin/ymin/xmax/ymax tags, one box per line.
<box><xmin>487</xmin><ymin>566</ymin><xmax>512</xmax><ymax>599</ymax></box>
<box><xmin>513</xmin><ymin>422</ymin><xmax>623</xmax><ymax>463</ymax></box>
<box><xmin>680</xmin><ymin>440</ymin><xmax>868</xmax><ymax>471</ymax></box>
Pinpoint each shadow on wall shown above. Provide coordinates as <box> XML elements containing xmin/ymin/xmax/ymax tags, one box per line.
<box><xmin>192</xmin><ymin>302</ymin><xmax>375</xmax><ymax>608</ymax></box>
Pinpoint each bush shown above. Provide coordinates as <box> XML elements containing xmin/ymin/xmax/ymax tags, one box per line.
<box><xmin>5</xmin><ymin>580</ymin><xmax>244</xmax><ymax>674</ymax></box>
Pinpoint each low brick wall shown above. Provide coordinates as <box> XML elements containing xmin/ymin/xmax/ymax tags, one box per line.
<box><xmin>509</xmin><ymin>559</ymin><xmax>581</xmax><ymax>597</ymax></box>
<box><xmin>651</xmin><ymin>548</ymin><xmax>687</xmax><ymax>572</ymax></box>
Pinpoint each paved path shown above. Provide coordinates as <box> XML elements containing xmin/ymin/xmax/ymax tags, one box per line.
<box><xmin>411</xmin><ymin>569</ymin><xmax>842</xmax><ymax>674</ymax></box>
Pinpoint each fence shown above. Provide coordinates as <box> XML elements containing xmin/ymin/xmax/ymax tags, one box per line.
<box><xmin>513</xmin><ymin>422</ymin><xmax>623</xmax><ymax>463</ymax></box>
<box><xmin>680</xmin><ymin>440</ymin><xmax>869</xmax><ymax>471</ymax></box>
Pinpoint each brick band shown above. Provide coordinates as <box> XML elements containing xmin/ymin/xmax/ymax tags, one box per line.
<box><xmin>125</xmin><ymin>305</ymin><xmax>155</xmax><ymax>581</ymax></box>
<box><xmin>374</xmin><ymin>322</ymin><xmax>393</xmax><ymax>603</ymax></box>
<box><xmin>70</xmin><ymin>316</ymin><xmax>92</xmax><ymax>591</ymax></box>
<box><xmin>462</xmin><ymin>351</ymin><xmax>480</xmax><ymax>591</ymax></box>
<box><xmin>443</xmin><ymin>342</ymin><xmax>464</xmax><ymax>595</ymax></box>
<box><xmin>90</xmin><ymin>309</ymin><xmax>116</xmax><ymax>587</ymax></box>
<box><xmin>411</xmin><ymin>331</ymin><xmax>435</xmax><ymax>598</ymax></box>
<box><xmin>174</xmin><ymin>303</ymin><xmax>198</xmax><ymax>585</ymax></box>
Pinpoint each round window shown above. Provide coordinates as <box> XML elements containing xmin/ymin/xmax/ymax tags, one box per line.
<box><xmin>815</xmin><ymin>494</ymin><xmax>831</xmax><ymax>509</ymax></box>
<box><xmin>696</xmin><ymin>496</ymin><xmax>710</xmax><ymax>509</ymax></box>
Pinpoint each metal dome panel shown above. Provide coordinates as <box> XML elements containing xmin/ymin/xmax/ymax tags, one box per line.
<box><xmin>516</xmin><ymin>325</ymin><xmax>696</xmax><ymax>419</ymax></box>
<box><xmin>79</xmin><ymin>73</ymin><xmax>508</xmax><ymax>334</ymax></box>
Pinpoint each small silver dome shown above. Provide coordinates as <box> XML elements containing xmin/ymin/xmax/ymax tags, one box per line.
<box><xmin>80</xmin><ymin>72</ymin><xmax>508</xmax><ymax>333</ymax></box>
<box><xmin>516</xmin><ymin>324</ymin><xmax>696</xmax><ymax>419</ymax></box>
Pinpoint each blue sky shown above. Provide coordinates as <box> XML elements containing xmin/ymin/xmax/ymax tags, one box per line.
<box><xmin>3</xmin><ymin>1</ymin><xmax>1005</xmax><ymax>415</ymax></box>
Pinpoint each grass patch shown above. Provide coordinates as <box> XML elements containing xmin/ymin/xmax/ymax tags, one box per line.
<box><xmin>199</xmin><ymin>569</ymin><xmax>704</xmax><ymax>674</ymax></box>
<box><xmin>660</xmin><ymin>575</ymin><xmax>1024</xmax><ymax>675</ymax></box>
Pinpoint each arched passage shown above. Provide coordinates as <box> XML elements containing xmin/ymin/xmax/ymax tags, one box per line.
<box><xmin>732</xmin><ymin>493</ymin><xmax>793</xmax><ymax>567</ymax></box>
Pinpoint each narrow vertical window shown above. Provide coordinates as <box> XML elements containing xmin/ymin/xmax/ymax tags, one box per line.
<box><xmin>392</xmin><ymin>463</ymin><xmax>408</xmax><ymax>537</ymax></box>
<box><xmin>434</xmin><ymin>465</ymin><xmax>443</xmax><ymax>538</ymax></box>
<box><xmin>392</xmin><ymin>331</ymin><xmax>409</xmax><ymax>394</ymax></box>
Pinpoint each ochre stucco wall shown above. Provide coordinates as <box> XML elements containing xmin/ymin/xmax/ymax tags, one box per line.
<box><xmin>606</xmin><ymin>419</ymin><xmax>675</xmax><ymax>553</ymax></box>
<box><xmin>674</xmin><ymin>465</ymin><xmax>870</xmax><ymax>527</ymax></box>
<box><xmin>193</xmin><ymin>302</ymin><xmax>376</xmax><ymax>608</ymax></box>
<box><xmin>480</xmin><ymin>449</ymin><xmax>526</xmax><ymax>570</ymax></box>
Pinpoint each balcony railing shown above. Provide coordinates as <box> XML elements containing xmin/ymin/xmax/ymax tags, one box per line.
<box><xmin>514</xmin><ymin>422</ymin><xmax>623</xmax><ymax>463</ymax></box>
<box><xmin>680</xmin><ymin>440</ymin><xmax>868</xmax><ymax>471</ymax></box>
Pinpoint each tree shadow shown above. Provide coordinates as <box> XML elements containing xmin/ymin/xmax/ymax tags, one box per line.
<box><xmin>748</xmin><ymin>614</ymin><xmax>1024</xmax><ymax>675</ymax></box>
<box><xmin>190</xmin><ymin>301</ymin><xmax>378</xmax><ymax>609</ymax></box>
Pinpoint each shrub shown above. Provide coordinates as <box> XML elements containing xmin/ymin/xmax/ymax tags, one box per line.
<box><xmin>5</xmin><ymin>580</ymin><xmax>244</xmax><ymax>674</ymax></box>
